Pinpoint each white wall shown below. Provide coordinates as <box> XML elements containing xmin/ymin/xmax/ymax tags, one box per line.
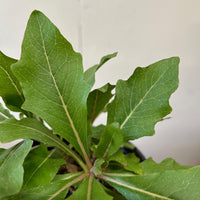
<box><xmin>0</xmin><ymin>0</ymin><xmax>200</xmax><ymax>165</ymax></box>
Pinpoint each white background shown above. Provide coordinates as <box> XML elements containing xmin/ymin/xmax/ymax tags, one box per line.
<box><xmin>0</xmin><ymin>0</ymin><xmax>200</xmax><ymax>165</ymax></box>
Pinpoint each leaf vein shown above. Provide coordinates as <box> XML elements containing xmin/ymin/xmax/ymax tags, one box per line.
<box><xmin>0</xmin><ymin>65</ymin><xmax>24</xmax><ymax>102</ymax></box>
<box><xmin>120</xmin><ymin>68</ymin><xmax>169</xmax><ymax>129</ymax></box>
<box><xmin>36</xmin><ymin>15</ymin><xmax>91</xmax><ymax>169</ymax></box>
<box><xmin>101</xmin><ymin>175</ymin><xmax>173</xmax><ymax>200</ymax></box>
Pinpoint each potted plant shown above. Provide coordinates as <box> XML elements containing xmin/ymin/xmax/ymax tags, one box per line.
<box><xmin>0</xmin><ymin>10</ymin><xmax>200</xmax><ymax>199</ymax></box>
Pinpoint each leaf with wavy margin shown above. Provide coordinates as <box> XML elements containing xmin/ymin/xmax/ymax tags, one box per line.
<box><xmin>140</xmin><ymin>158</ymin><xmax>190</xmax><ymax>175</ymax></box>
<box><xmin>107</xmin><ymin>57</ymin><xmax>179</xmax><ymax>140</ymax></box>
<box><xmin>11</xmin><ymin>10</ymin><xmax>91</xmax><ymax>167</ymax></box>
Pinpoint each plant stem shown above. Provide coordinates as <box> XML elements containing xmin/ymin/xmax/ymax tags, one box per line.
<box><xmin>53</xmin><ymin>139</ymin><xmax>88</xmax><ymax>172</ymax></box>
<box><xmin>87</xmin><ymin>173</ymin><xmax>94</xmax><ymax>200</ymax></box>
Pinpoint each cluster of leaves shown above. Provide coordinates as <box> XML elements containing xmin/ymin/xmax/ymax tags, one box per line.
<box><xmin>0</xmin><ymin>10</ymin><xmax>200</xmax><ymax>200</ymax></box>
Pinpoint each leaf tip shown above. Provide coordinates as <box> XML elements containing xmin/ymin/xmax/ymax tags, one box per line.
<box><xmin>29</xmin><ymin>10</ymin><xmax>48</xmax><ymax>23</ymax></box>
<box><xmin>30</xmin><ymin>9</ymin><xmax>43</xmax><ymax>16</ymax></box>
<box><xmin>170</xmin><ymin>56</ymin><xmax>180</xmax><ymax>66</ymax></box>
<box><xmin>113</xmin><ymin>52</ymin><xmax>118</xmax><ymax>56</ymax></box>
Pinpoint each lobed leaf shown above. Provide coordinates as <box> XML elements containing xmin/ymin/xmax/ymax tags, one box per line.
<box><xmin>0</xmin><ymin>140</ymin><xmax>32</xmax><ymax>198</ymax></box>
<box><xmin>140</xmin><ymin>157</ymin><xmax>190</xmax><ymax>175</ymax></box>
<box><xmin>107</xmin><ymin>57</ymin><xmax>179</xmax><ymax>140</ymax></box>
<box><xmin>123</xmin><ymin>154</ymin><xmax>143</xmax><ymax>175</ymax></box>
<box><xmin>11</xmin><ymin>10</ymin><xmax>90</xmax><ymax>163</ymax></box>
<box><xmin>0</xmin><ymin>9</ymin><xmax>197</xmax><ymax>200</ymax></box>
<box><xmin>108</xmin><ymin>149</ymin><xmax>127</xmax><ymax>164</ymax></box>
<box><xmin>107</xmin><ymin>151</ymin><xmax>142</xmax><ymax>175</ymax></box>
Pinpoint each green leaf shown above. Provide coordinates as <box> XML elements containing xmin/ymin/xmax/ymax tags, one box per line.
<box><xmin>0</xmin><ymin>139</ymin><xmax>32</xmax><ymax>198</ymax></box>
<box><xmin>5</xmin><ymin>172</ymin><xmax>86</xmax><ymax>200</ymax></box>
<box><xmin>0</xmin><ymin>118</ymin><xmax>68</xmax><ymax>151</ymax></box>
<box><xmin>0</xmin><ymin>118</ymin><xmax>86</xmax><ymax>171</ymax></box>
<box><xmin>107</xmin><ymin>57</ymin><xmax>179</xmax><ymax>140</ymax></box>
<box><xmin>103</xmin><ymin>170</ymin><xmax>136</xmax><ymax>177</ymax></box>
<box><xmin>87</xmin><ymin>83</ymin><xmax>114</xmax><ymax>123</ymax></box>
<box><xmin>23</xmin><ymin>144</ymin><xmax>65</xmax><ymax>190</ymax></box>
<box><xmin>140</xmin><ymin>157</ymin><xmax>190</xmax><ymax>175</ymax></box>
<box><xmin>108</xmin><ymin>151</ymin><xmax>142</xmax><ymax>175</ymax></box>
<box><xmin>11</xmin><ymin>10</ymin><xmax>90</xmax><ymax>162</ymax></box>
<box><xmin>0</xmin><ymin>103</ymin><xmax>15</xmax><ymax>122</ymax></box>
<box><xmin>108</xmin><ymin>149</ymin><xmax>127</xmax><ymax>164</ymax></box>
<box><xmin>84</xmin><ymin>52</ymin><xmax>117</xmax><ymax>88</ymax></box>
<box><xmin>91</xmin><ymin>124</ymin><xmax>105</xmax><ymax>140</ymax></box>
<box><xmin>52</xmin><ymin>172</ymin><xmax>83</xmax><ymax>182</ymax></box>
<box><xmin>69</xmin><ymin>175</ymin><xmax>113</xmax><ymax>200</ymax></box>
<box><xmin>91</xmin><ymin>158</ymin><xmax>105</xmax><ymax>176</ymax></box>
<box><xmin>94</xmin><ymin>123</ymin><xmax>123</xmax><ymax>159</ymax></box>
<box><xmin>103</xmin><ymin>185</ymin><xmax>127</xmax><ymax>200</ymax></box>
<box><xmin>102</xmin><ymin>166</ymin><xmax>200</xmax><ymax>200</ymax></box>
<box><xmin>0</xmin><ymin>51</ymin><xmax>24</xmax><ymax>111</ymax></box>
<box><xmin>124</xmin><ymin>154</ymin><xmax>143</xmax><ymax>175</ymax></box>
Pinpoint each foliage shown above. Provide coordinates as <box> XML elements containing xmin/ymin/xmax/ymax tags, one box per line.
<box><xmin>0</xmin><ymin>10</ymin><xmax>199</xmax><ymax>199</ymax></box>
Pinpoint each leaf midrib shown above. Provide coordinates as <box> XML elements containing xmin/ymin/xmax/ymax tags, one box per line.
<box><xmin>103</xmin><ymin>131</ymin><xmax>115</xmax><ymax>159</ymax></box>
<box><xmin>0</xmin><ymin>112</ymin><xmax>9</xmax><ymax>120</ymax></box>
<box><xmin>0</xmin><ymin>65</ymin><xmax>24</xmax><ymax>102</ymax></box>
<box><xmin>36</xmin><ymin>16</ymin><xmax>91</xmax><ymax>169</ymax></box>
<box><xmin>0</xmin><ymin>145</ymin><xmax>19</xmax><ymax>171</ymax></box>
<box><xmin>103</xmin><ymin>172</ymin><xmax>136</xmax><ymax>177</ymax></box>
<box><xmin>48</xmin><ymin>172</ymin><xmax>88</xmax><ymax>200</ymax></box>
<box><xmin>23</xmin><ymin>148</ymin><xmax>56</xmax><ymax>188</ymax></box>
<box><xmin>87</xmin><ymin>175</ymin><xmax>94</xmax><ymax>200</ymax></box>
<box><xmin>101</xmin><ymin>175</ymin><xmax>173</xmax><ymax>200</ymax></box>
<box><xmin>120</xmin><ymin>68</ymin><xmax>169</xmax><ymax>129</ymax></box>
<box><xmin>3</xmin><ymin>122</ymin><xmax>86</xmax><ymax>170</ymax></box>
